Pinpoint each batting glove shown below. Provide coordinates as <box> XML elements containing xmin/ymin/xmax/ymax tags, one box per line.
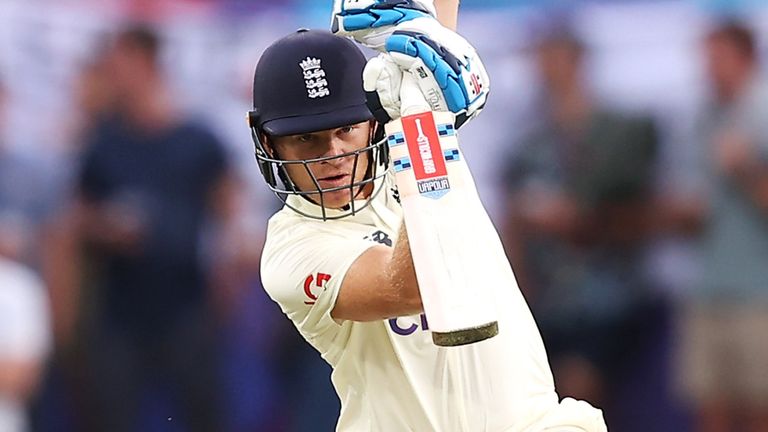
<box><xmin>363</xmin><ymin>54</ymin><xmax>403</xmax><ymax>125</ymax></box>
<box><xmin>332</xmin><ymin>0</ymin><xmax>437</xmax><ymax>50</ymax></box>
<box><xmin>333</xmin><ymin>2</ymin><xmax>489</xmax><ymax>128</ymax></box>
<box><xmin>384</xmin><ymin>18</ymin><xmax>490</xmax><ymax>128</ymax></box>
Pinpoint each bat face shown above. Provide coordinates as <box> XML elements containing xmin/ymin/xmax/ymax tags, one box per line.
<box><xmin>385</xmin><ymin>108</ymin><xmax>499</xmax><ymax>347</ymax></box>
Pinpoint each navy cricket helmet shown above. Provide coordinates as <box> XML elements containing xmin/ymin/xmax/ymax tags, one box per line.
<box><xmin>247</xmin><ymin>29</ymin><xmax>390</xmax><ymax>220</ymax></box>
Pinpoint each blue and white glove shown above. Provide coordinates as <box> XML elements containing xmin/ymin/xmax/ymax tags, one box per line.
<box><xmin>333</xmin><ymin>1</ymin><xmax>490</xmax><ymax>128</ymax></box>
<box><xmin>332</xmin><ymin>0</ymin><xmax>437</xmax><ymax>50</ymax></box>
<box><xmin>384</xmin><ymin>18</ymin><xmax>490</xmax><ymax>127</ymax></box>
<box><xmin>363</xmin><ymin>54</ymin><xmax>403</xmax><ymax>125</ymax></box>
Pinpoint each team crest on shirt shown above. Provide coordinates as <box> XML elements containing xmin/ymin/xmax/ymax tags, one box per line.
<box><xmin>299</xmin><ymin>57</ymin><xmax>330</xmax><ymax>99</ymax></box>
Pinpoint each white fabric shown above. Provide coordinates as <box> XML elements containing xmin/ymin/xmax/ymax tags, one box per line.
<box><xmin>0</xmin><ymin>257</ymin><xmax>51</xmax><ymax>432</ymax></box>
<box><xmin>363</xmin><ymin>54</ymin><xmax>404</xmax><ymax>121</ymax></box>
<box><xmin>0</xmin><ymin>403</ymin><xmax>24</xmax><ymax>432</ymax></box>
<box><xmin>526</xmin><ymin>398</ymin><xmax>607</xmax><ymax>432</ymax></box>
<box><xmin>261</xmin><ymin>173</ymin><xmax>606</xmax><ymax>431</ymax></box>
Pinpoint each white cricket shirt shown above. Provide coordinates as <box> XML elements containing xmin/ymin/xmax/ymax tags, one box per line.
<box><xmin>261</xmin><ymin>173</ymin><xmax>562</xmax><ymax>431</ymax></box>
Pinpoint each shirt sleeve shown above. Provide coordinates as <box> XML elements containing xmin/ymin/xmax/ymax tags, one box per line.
<box><xmin>261</xmin><ymin>220</ymin><xmax>377</xmax><ymax>359</ymax></box>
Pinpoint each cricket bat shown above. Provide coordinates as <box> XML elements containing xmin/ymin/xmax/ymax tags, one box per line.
<box><xmin>385</xmin><ymin>73</ymin><xmax>501</xmax><ymax>346</ymax></box>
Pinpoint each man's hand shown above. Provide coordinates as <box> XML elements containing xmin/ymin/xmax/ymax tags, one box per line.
<box><xmin>332</xmin><ymin>0</ymin><xmax>437</xmax><ymax>50</ymax></box>
<box><xmin>333</xmin><ymin>0</ymin><xmax>489</xmax><ymax>127</ymax></box>
<box><xmin>363</xmin><ymin>54</ymin><xmax>404</xmax><ymax>125</ymax></box>
<box><xmin>384</xmin><ymin>17</ymin><xmax>489</xmax><ymax>127</ymax></box>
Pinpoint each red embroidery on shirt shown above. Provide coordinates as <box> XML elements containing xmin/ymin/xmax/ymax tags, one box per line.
<box><xmin>303</xmin><ymin>272</ymin><xmax>332</xmax><ymax>305</ymax></box>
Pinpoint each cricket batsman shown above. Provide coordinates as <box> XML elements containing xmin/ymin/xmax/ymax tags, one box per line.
<box><xmin>248</xmin><ymin>1</ymin><xmax>607</xmax><ymax>430</ymax></box>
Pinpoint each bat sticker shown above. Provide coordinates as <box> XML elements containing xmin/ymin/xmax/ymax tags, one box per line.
<box><xmin>387</xmin><ymin>132</ymin><xmax>405</xmax><ymax>148</ymax></box>
<box><xmin>393</xmin><ymin>157</ymin><xmax>412</xmax><ymax>173</ymax></box>
<box><xmin>437</xmin><ymin>123</ymin><xmax>455</xmax><ymax>137</ymax></box>
<box><xmin>401</xmin><ymin>111</ymin><xmax>451</xmax><ymax>200</ymax></box>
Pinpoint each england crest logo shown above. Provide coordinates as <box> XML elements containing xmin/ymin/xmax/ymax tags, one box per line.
<box><xmin>299</xmin><ymin>57</ymin><xmax>330</xmax><ymax>99</ymax></box>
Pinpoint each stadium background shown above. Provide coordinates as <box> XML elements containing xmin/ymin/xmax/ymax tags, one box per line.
<box><xmin>1</xmin><ymin>0</ymin><xmax>767</xmax><ymax>431</ymax></box>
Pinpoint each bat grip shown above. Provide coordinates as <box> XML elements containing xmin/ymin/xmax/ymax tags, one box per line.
<box><xmin>400</xmin><ymin>72</ymin><xmax>431</xmax><ymax>116</ymax></box>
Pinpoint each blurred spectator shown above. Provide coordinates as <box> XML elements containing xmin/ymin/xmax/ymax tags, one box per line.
<box><xmin>676</xmin><ymin>21</ymin><xmax>768</xmax><ymax>432</ymax></box>
<box><xmin>67</xmin><ymin>53</ymin><xmax>116</xmax><ymax>155</ymax></box>
<box><xmin>0</xmin><ymin>84</ymin><xmax>60</xmax><ymax>270</ymax></box>
<box><xmin>500</xmin><ymin>29</ymin><xmax>660</xmax><ymax>421</ymax></box>
<box><xmin>49</xmin><ymin>24</ymin><xmax>239</xmax><ymax>432</ymax></box>
<box><xmin>0</xmin><ymin>256</ymin><xmax>51</xmax><ymax>432</ymax></box>
<box><xmin>0</xmin><ymin>80</ymin><xmax>52</xmax><ymax>432</ymax></box>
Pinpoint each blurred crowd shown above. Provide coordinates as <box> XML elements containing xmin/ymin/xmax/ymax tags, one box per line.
<box><xmin>1</xmin><ymin>1</ymin><xmax>768</xmax><ymax>431</ymax></box>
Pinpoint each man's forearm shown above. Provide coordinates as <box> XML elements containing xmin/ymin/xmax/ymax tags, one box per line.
<box><xmin>389</xmin><ymin>224</ymin><xmax>422</xmax><ymax>311</ymax></box>
<box><xmin>435</xmin><ymin>0</ymin><xmax>460</xmax><ymax>30</ymax></box>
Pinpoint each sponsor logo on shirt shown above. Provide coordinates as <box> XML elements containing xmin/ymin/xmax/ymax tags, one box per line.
<box><xmin>303</xmin><ymin>272</ymin><xmax>331</xmax><ymax>305</ymax></box>
<box><xmin>391</xmin><ymin>187</ymin><xmax>401</xmax><ymax>204</ymax></box>
<box><xmin>363</xmin><ymin>230</ymin><xmax>392</xmax><ymax>247</ymax></box>
<box><xmin>388</xmin><ymin>314</ymin><xmax>429</xmax><ymax>336</ymax></box>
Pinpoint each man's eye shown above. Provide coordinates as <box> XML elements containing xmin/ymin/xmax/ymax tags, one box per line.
<box><xmin>297</xmin><ymin>135</ymin><xmax>313</xmax><ymax>142</ymax></box>
<box><xmin>339</xmin><ymin>126</ymin><xmax>354</xmax><ymax>134</ymax></box>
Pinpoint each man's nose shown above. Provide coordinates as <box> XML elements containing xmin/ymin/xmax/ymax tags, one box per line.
<box><xmin>322</xmin><ymin>136</ymin><xmax>349</xmax><ymax>161</ymax></box>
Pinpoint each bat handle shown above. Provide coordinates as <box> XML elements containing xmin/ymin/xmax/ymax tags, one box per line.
<box><xmin>400</xmin><ymin>72</ymin><xmax>431</xmax><ymax>116</ymax></box>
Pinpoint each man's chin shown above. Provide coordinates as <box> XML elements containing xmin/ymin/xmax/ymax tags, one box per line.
<box><xmin>307</xmin><ymin>179</ymin><xmax>372</xmax><ymax>210</ymax></box>
<box><xmin>312</xmin><ymin>190</ymin><xmax>353</xmax><ymax>209</ymax></box>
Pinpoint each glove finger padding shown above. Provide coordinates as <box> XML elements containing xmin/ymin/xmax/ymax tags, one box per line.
<box><xmin>388</xmin><ymin>51</ymin><xmax>449</xmax><ymax>112</ymax></box>
<box><xmin>332</xmin><ymin>0</ymin><xmax>437</xmax><ymax>50</ymax></box>
<box><xmin>363</xmin><ymin>54</ymin><xmax>404</xmax><ymax>124</ymax></box>
<box><xmin>385</xmin><ymin>18</ymin><xmax>490</xmax><ymax>128</ymax></box>
<box><xmin>398</xmin><ymin>70</ymin><xmax>433</xmax><ymax>117</ymax></box>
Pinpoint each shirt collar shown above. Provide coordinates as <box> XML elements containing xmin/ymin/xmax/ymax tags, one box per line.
<box><xmin>284</xmin><ymin>174</ymin><xmax>389</xmax><ymax>221</ymax></box>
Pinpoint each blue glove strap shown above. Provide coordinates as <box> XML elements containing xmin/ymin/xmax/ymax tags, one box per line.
<box><xmin>340</xmin><ymin>7</ymin><xmax>430</xmax><ymax>31</ymax></box>
<box><xmin>340</xmin><ymin>0</ymin><xmax>431</xmax><ymax>14</ymax></box>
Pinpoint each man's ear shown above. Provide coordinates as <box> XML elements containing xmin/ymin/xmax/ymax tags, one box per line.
<box><xmin>368</xmin><ymin>119</ymin><xmax>378</xmax><ymax>141</ymax></box>
<box><xmin>261</xmin><ymin>133</ymin><xmax>276</xmax><ymax>158</ymax></box>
